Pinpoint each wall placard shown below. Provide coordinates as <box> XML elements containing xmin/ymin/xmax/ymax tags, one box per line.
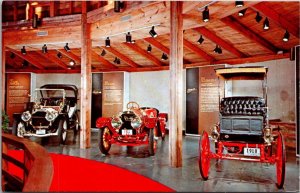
<box><xmin>6</xmin><ymin>73</ymin><xmax>31</xmax><ymax>126</ymax></box>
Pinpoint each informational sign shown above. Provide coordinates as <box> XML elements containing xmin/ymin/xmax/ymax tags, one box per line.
<box><xmin>6</xmin><ymin>73</ymin><xmax>31</xmax><ymax>126</ymax></box>
<box><xmin>102</xmin><ymin>73</ymin><xmax>124</xmax><ymax>117</ymax></box>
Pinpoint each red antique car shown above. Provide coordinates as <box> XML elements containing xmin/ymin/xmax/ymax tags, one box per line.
<box><xmin>96</xmin><ymin>101</ymin><xmax>168</xmax><ymax>156</ymax></box>
<box><xmin>198</xmin><ymin>67</ymin><xmax>286</xmax><ymax>189</ymax></box>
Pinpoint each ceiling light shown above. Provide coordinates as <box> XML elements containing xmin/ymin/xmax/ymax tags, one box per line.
<box><xmin>197</xmin><ymin>35</ymin><xmax>204</xmax><ymax>44</ymax></box>
<box><xmin>238</xmin><ymin>8</ymin><xmax>247</xmax><ymax>17</ymax></box>
<box><xmin>114</xmin><ymin>1</ymin><xmax>124</xmax><ymax>13</ymax></box>
<box><xmin>42</xmin><ymin>44</ymin><xmax>48</xmax><ymax>53</ymax></box>
<box><xmin>161</xmin><ymin>53</ymin><xmax>168</xmax><ymax>61</ymax></box>
<box><xmin>64</xmin><ymin>43</ymin><xmax>70</xmax><ymax>52</ymax></box>
<box><xmin>255</xmin><ymin>12</ymin><xmax>262</xmax><ymax>23</ymax></box>
<box><xmin>113</xmin><ymin>57</ymin><xmax>118</xmax><ymax>63</ymax></box>
<box><xmin>131</xmin><ymin>40</ymin><xmax>136</xmax><ymax>44</ymax></box>
<box><xmin>282</xmin><ymin>30</ymin><xmax>290</xmax><ymax>42</ymax></box>
<box><xmin>263</xmin><ymin>17</ymin><xmax>269</xmax><ymax>30</ymax></box>
<box><xmin>69</xmin><ymin>60</ymin><xmax>75</xmax><ymax>66</ymax></box>
<box><xmin>116</xmin><ymin>58</ymin><xmax>121</xmax><ymax>64</ymax></box>
<box><xmin>147</xmin><ymin>44</ymin><xmax>152</xmax><ymax>52</ymax></box>
<box><xmin>126</xmin><ymin>32</ymin><xmax>132</xmax><ymax>43</ymax></box>
<box><xmin>202</xmin><ymin>6</ymin><xmax>209</xmax><ymax>22</ymax></box>
<box><xmin>21</xmin><ymin>46</ymin><xmax>26</xmax><ymax>55</ymax></box>
<box><xmin>149</xmin><ymin>26</ymin><xmax>158</xmax><ymax>38</ymax></box>
<box><xmin>101</xmin><ymin>49</ymin><xmax>106</xmax><ymax>56</ymax></box>
<box><xmin>22</xmin><ymin>60</ymin><xmax>29</xmax><ymax>67</ymax></box>
<box><xmin>214</xmin><ymin>45</ymin><xmax>222</xmax><ymax>54</ymax></box>
<box><xmin>57</xmin><ymin>52</ymin><xmax>62</xmax><ymax>59</ymax></box>
<box><xmin>105</xmin><ymin>37</ymin><xmax>111</xmax><ymax>47</ymax></box>
<box><xmin>10</xmin><ymin>52</ymin><xmax>15</xmax><ymax>59</ymax></box>
<box><xmin>235</xmin><ymin>1</ymin><xmax>244</xmax><ymax>7</ymax></box>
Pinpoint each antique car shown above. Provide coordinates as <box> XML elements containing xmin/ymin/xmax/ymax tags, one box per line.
<box><xmin>198</xmin><ymin>67</ymin><xmax>286</xmax><ymax>189</ymax></box>
<box><xmin>96</xmin><ymin>101</ymin><xmax>168</xmax><ymax>156</ymax></box>
<box><xmin>12</xmin><ymin>84</ymin><xmax>80</xmax><ymax>145</ymax></box>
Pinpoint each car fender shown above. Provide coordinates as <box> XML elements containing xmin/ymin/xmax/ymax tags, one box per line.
<box><xmin>96</xmin><ymin>117</ymin><xmax>112</xmax><ymax>128</ymax></box>
<box><xmin>144</xmin><ymin>117</ymin><xmax>157</xmax><ymax>129</ymax></box>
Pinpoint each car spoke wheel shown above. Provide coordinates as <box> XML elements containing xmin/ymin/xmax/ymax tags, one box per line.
<box><xmin>61</xmin><ymin>120</ymin><xmax>68</xmax><ymax>143</ymax></box>
<box><xmin>276</xmin><ymin>131</ymin><xmax>286</xmax><ymax>189</ymax></box>
<box><xmin>99</xmin><ymin>127</ymin><xmax>111</xmax><ymax>155</ymax></box>
<box><xmin>199</xmin><ymin>131</ymin><xmax>210</xmax><ymax>180</ymax></box>
<box><xmin>148</xmin><ymin>128</ymin><xmax>157</xmax><ymax>156</ymax></box>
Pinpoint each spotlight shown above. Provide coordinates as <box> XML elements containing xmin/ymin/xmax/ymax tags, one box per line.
<box><xmin>131</xmin><ymin>40</ymin><xmax>136</xmax><ymax>44</ymax></box>
<box><xmin>101</xmin><ymin>49</ymin><xmax>106</xmax><ymax>56</ymax></box>
<box><xmin>21</xmin><ymin>46</ymin><xmax>26</xmax><ymax>55</ymax></box>
<box><xmin>197</xmin><ymin>35</ymin><xmax>204</xmax><ymax>44</ymax></box>
<box><xmin>149</xmin><ymin>26</ymin><xmax>158</xmax><ymax>38</ymax></box>
<box><xmin>282</xmin><ymin>30</ymin><xmax>290</xmax><ymax>42</ymax></box>
<box><xmin>263</xmin><ymin>17</ymin><xmax>269</xmax><ymax>30</ymax></box>
<box><xmin>22</xmin><ymin>60</ymin><xmax>29</xmax><ymax>67</ymax></box>
<box><xmin>147</xmin><ymin>44</ymin><xmax>152</xmax><ymax>52</ymax></box>
<box><xmin>69</xmin><ymin>60</ymin><xmax>75</xmax><ymax>66</ymax></box>
<box><xmin>113</xmin><ymin>57</ymin><xmax>118</xmax><ymax>63</ymax></box>
<box><xmin>114</xmin><ymin>1</ymin><xmax>124</xmax><ymax>13</ymax></box>
<box><xmin>238</xmin><ymin>8</ymin><xmax>247</xmax><ymax>17</ymax></box>
<box><xmin>255</xmin><ymin>12</ymin><xmax>262</xmax><ymax>23</ymax></box>
<box><xmin>126</xmin><ymin>32</ymin><xmax>132</xmax><ymax>43</ymax></box>
<box><xmin>57</xmin><ymin>52</ymin><xmax>62</xmax><ymax>59</ymax></box>
<box><xmin>161</xmin><ymin>53</ymin><xmax>168</xmax><ymax>61</ymax></box>
<box><xmin>64</xmin><ymin>43</ymin><xmax>70</xmax><ymax>52</ymax></box>
<box><xmin>10</xmin><ymin>52</ymin><xmax>15</xmax><ymax>59</ymax></box>
<box><xmin>214</xmin><ymin>45</ymin><xmax>222</xmax><ymax>54</ymax></box>
<box><xmin>32</xmin><ymin>14</ymin><xmax>38</xmax><ymax>28</ymax></box>
<box><xmin>116</xmin><ymin>58</ymin><xmax>121</xmax><ymax>64</ymax></box>
<box><xmin>235</xmin><ymin>1</ymin><xmax>244</xmax><ymax>7</ymax></box>
<box><xmin>105</xmin><ymin>37</ymin><xmax>111</xmax><ymax>47</ymax></box>
<box><xmin>42</xmin><ymin>44</ymin><xmax>48</xmax><ymax>53</ymax></box>
<box><xmin>202</xmin><ymin>6</ymin><xmax>209</xmax><ymax>22</ymax></box>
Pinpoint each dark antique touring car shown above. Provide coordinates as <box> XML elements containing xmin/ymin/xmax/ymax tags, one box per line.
<box><xmin>12</xmin><ymin>84</ymin><xmax>80</xmax><ymax>145</ymax></box>
<box><xmin>96</xmin><ymin>101</ymin><xmax>168</xmax><ymax>156</ymax></box>
<box><xmin>198</xmin><ymin>67</ymin><xmax>286</xmax><ymax>189</ymax></box>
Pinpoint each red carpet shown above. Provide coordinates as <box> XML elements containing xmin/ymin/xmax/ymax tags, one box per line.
<box><xmin>7</xmin><ymin>150</ymin><xmax>174</xmax><ymax>192</ymax></box>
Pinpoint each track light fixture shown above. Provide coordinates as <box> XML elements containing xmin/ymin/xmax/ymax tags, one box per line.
<box><xmin>114</xmin><ymin>1</ymin><xmax>124</xmax><ymax>13</ymax></box>
<box><xmin>114</xmin><ymin>57</ymin><xmax>118</xmax><ymax>63</ymax></box>
<box><xmin>149</xmin><ymin>26</ymin><xmax>158</xmax><ymax>38</ymax></box>
<box><xmin>161</xmin><ymin>53</ymin><xmax>168</xmax><ymax>61</ymax></box>
<box><xmin>42</xmin><ymin>44</ymin><xmax>48</xmax><ymax>53</ymax></box>
<box><xmin>213</xmin><ymin>45</ymin><xmax>222</xmax><ymax>54</ymax></box>
<box><xmin>235</xmin><ymin>1</ymin><xmax>244</xmax><ymax>7</ymax></box>
<box><xmin>238</xmin><ymin>8</ymin><xmax>247</xmax><ymax>17</ymax></box>
<box><xmin>57</xmin><ymin>52</ymin><xmax>62</xmax><ymax>59</ymax></box>
<box><xmin>255</xmin><ymin>12</ymin><xmax>262</xmax><ymax>23</ymax></box>
<box><xmin>197</xmin><ymin>35</ymin><xmax>204</xmax><ymax>44</ymax></box>
<box><xmin>282</xmin><ymin>30</ymin><xmax>290</xmax><ymax>42</ymax></box>
<box><xmin>64</xmin><ymin>43</ymin><xmax>70</xmax><ymax>52</ymax></box>
<box><xmin>105</xmin><ymin>37</ymin><xmax>111</xmax><ymax>47</ymax></box>
<box><xmin>263</xmin><ymin>17</ymin><xmax>270</xmax><ymax>30</ymax></box>
<box><xmin>101</xmin><ymin>49</ymin><xmax>106</xmax><ymax>56</ymax></box>
<box><xmin>147</xmin><ymin>44</ymin><xmax>152</xmax><ymax>52</ymax></box>
<box><xmin>22</xmin><ymin>60</ymin><xmax>29</xmax><ymax>67</ymax></box>
<box><xmin>202</xmin><ymin>6</ymin><xmax>209</xmax><ymax>22</ymax></box>
<box><xmin>116</xmin><ymin>58</ymin><xmax>121</xmax><ymax>64</ymax></box>
<box><xmin>10</xmin><ymin>52</ymin><xmax>15</xmax><ymax>59</ymax></box>
<box><xmin>126</xmin><ymin>32</ymin><xmax>132</xmax><ymax>43</ymax></box>
<box><xmin>69</xmin><ymin>60</ymin><xmax>75</xmax><ymax>66</ymax></box>
<box><xmin>21</xmin><ymin>46</ymin><xmax>26</xmax><ymax>55</ymax></box>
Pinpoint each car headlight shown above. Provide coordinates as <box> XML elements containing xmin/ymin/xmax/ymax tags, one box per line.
<box><xmin>111</xmin><ymin>116</ymin><xmax>122</xmax><ymax>129</ymax></box>
<box><xmin>21</xmin><ymin>111</ymin><xmax>32</xmax><ymax>122</ymax></box>
<box><xmin>131</xmin><ymin>116</ymin><xmax>142</xmax><ymax>129</ymax></box>
<box><xmin>45</xmin><ymin>110</ymin><xmax>58</xmax><ymax>122</ymax></box>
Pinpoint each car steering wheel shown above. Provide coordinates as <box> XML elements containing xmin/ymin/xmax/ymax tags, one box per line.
<box><xmin>127</xmin><ymin>101</ymin><xmax>140</xmax><ymax>110</ymax></box>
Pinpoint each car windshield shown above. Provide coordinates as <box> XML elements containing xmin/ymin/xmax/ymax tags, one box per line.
<box><xmin>35</xmin><ymin>89</ymin><xmax>65</xmax><ymax>100</ymax></box>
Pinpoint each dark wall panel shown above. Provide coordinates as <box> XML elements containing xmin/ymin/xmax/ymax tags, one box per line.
<box><xmin>91</xmin><ymin>73</ymin><xmax>103</xmax><ymax>128</ymax></box>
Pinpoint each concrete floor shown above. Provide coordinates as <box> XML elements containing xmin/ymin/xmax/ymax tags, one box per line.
<box><xmin>43</xmin><ymin>129</ymin><xmax>300</xmax><ymax>192</ymax></box>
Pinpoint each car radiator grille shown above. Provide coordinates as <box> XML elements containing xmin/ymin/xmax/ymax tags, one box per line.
<box><xmin>32</xmin><ymin>112</ymin><xmax>49</xmax><ymax>126</ymax></box>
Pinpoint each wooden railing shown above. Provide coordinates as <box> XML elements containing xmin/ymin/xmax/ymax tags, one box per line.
<box><xmin>2</xmin><ymin>133</ymin><xmax>53</xmax><ymax>192</ymax></box>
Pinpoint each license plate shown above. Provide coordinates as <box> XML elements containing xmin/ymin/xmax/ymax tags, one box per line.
<box><xmin>36</xmin><ymin>129</ymin><xmax>46</xmax><ymax>135</ymax></box>
<box><xmin>244</xmin><ymin>147</ymin><xmax>260</xmax><ymax>156</ymax></box>
<box><xmin>121</xmin><ymin>130</ymin><xmax>133</xmax><ymax>135</ymax></box>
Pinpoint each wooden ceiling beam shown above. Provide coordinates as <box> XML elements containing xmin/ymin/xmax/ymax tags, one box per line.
<box><xmin>123</xmin><ymin>43</ymin><xmax>164</xmax><ymax>67</ymax></box>
<box><xmin>91</xmin><ymin>50</ymin><xmax>118</xmax><ymax>69</ymax></box>
<box><xmin>102</xmin><ymin>46</ymin><xmax>141</xmax><ymax>68</ymax></box>
<box><xmin>6</xmin><ymin>68</ymin><xmax>80</xmax><ymax>74</ymax></box>
<box><xmin>34</xmin><ymin>51</ymin><xmax>69</xmax><ymax>70</ymax></box>
<box><xmin>183</xmin><ymin>39</ymin><xmax>215</xmax><ymax>63</ymax></box>
<box><xmin>6</xmin><ymin>47</ymin><xmax>45</xmax><ymax>69</ymax></box>
<box><xmin>194</xmin><ymin>27</ymin><xmax>248</xmax><ymax>58</ymax></box>
<box><xmin>252</xmin><ymin>3</ymin><xmax>299</xmax><ymax>38</ymax></box>
<box><xmin>57</xmin><ymin>49</ymin><xmax>81</xmax><ymax>64</ymax></box>
<box><xmin>221</xmin><ymin>16</ymin><xmax>279</xmax><ymax>54</ymax></box>
<box><xmin>92</xmin><ymin>66</ymin><xmax>169</xmax><ymax>72</ymax></box>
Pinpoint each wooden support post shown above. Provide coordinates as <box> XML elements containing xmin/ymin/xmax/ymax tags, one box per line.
<box><xmin>80</xmin><ymin>9</ymin><xmax>92</xmax><ymax>149</ymax></box>
<box><xmin>50</xmin><ymin>1</ymin><xmax>55</xmax><ymax>17</ymax></box>
<box><xmin>1</xmin><ymin>43</ymin><xmax>5</xmax><ymax>110</ymax></box>
<box><xmin>169</xmin><ymin>1</ymin><xmax>183</xmax><ymax>168</ymax></box>
<box><xmin>13</xmin><ymin>2</ymin><xmax>18</xmax><ymax>21</ymax></box>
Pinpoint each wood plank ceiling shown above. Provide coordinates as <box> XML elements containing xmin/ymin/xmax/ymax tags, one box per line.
<box><xmin>2</xmin><ymin>1</ymin><xmax>299</xmax><ymax>73</ymax></box>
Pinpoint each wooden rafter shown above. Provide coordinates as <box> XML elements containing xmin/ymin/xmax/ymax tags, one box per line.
<box><xmin>102</xmin><ymin>46</ymin><xmax>141</xmax><ymax>68</ymax></box>
<box><xmin>123</xmin><ymin>43</ymin><xmax>163</xmax><ymax>67</ymax></box>
<box><xmin>252</xmin><ymin>3</ymin><xmax>299</xmax><ymax>38</ymax></box>
<box><xmin>221</xmin><ymin>16</ymin><xmax>279</xmax><ymax>54</ymax></box>
<box><xmin>91</xmin><ymin>50</ymin><xmax>118</xmax><ymax>69</ymax></box>
<box><xmin>194</xmin><ymin>27</ymin><xmax>248</xmax><ymax>58</ymax></box>
<box><xmin>183</xmin><ymin>39</ymin><xmax>215</xmax><ymax>63</ymax></box>
<box><xmin>34</xmin><ymin>51</ymin><xmax>69</xmax><ymax>70</ymax></box>
<box><xmin>57</xmin><ymin>49</ymin><xmax>81</xmax><ymax>64</ymax></box>
<box><xmin>6</xmin><ymin>47</ymin><xmax>45</xmax><ymax>69</ymax></box>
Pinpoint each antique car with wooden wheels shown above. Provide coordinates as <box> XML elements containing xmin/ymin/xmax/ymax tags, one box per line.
<box><xmin>198</xmin><ymin>67</ymin><xmax>286</xmax><ymax>189</ymax></box>
<box><xmin>96</xmin><ymin>101</ymin><xmax>168</xmax><ymax>156</ymax></box>
<box><xmin>12</xmin><ymin>84</ymin><xmax>80</xmax><ymax>145</ymax></box>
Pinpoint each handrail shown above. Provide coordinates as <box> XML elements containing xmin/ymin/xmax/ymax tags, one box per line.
<box><xmin>2</xmin><ymin>133</ymin><xmax>53</xmax><ymax>192</ymax></box>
